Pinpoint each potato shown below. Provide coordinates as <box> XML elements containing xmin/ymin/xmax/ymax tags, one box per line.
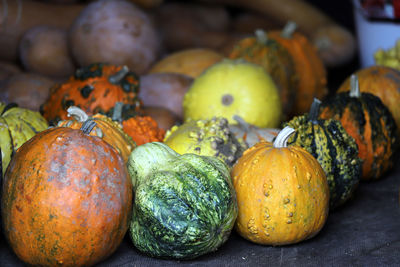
<box><xmin>142</xmin><ymin>106</ymin><xmax>180</xmax><ymax>131</ymax></box>
<box><xmin>19</xmin><ymin>26</ymin><xmax>75</xmax><ymax>79</ymax></box>
<box><xmin>0</xmin><ymin>73</ymin><xmax>56</xmax><ymax>111</ymax></box>
<box><xmin>139</xmin><ymin>72</ymin><xmax>193</xmax><ymax>119</ymax></box>
<box><xmin>69</xmin><ymin>0</ymin><xmax>161</xmax><ymax>75</ymax></box>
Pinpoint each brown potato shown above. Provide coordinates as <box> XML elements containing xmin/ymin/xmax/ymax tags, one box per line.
<box><xmin>19</xmin><ymin>26</ymin><xmax>75</xmax><ymax>79</ymax></box>
<box><xmin>69</xmin><ymin>0</ymin><xmax>161</xmax><ymax>75</ymax></box>
<box><xmin>0</xmin><ymin>73</ymin><xmax>56</xmax><ymax>111</ymax></box>
<box><xmin>139</xmin><ymin>72</ymin><xmax>193</xmax><ymax>119</ymax></box>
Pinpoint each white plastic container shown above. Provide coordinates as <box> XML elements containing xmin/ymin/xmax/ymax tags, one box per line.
<box><xmin>353</xmin><ymin>0</ymin><xmax>400</xmax><ymax>67</ymax></box>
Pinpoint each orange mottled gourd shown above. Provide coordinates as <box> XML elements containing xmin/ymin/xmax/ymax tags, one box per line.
<box><xmin>337</xmin><ymin>66</ymin><xmax>400</xmax><ymax>135</ymax></box>
<box><xmin>319</xmin><ymin>75</ymin><xmax>398</xmax><ymax>181</ymax></box>
<box><xmin>40</xmin><ymin>63</ymin><xmax>141</xmax><ymax>125</ymax></box>
<box><xmin>1</xmin><ymin>120</ymin><xmax>133</xmax><ymax>267</ymax></box>
<box><xmin>269</xmin><ymin>22</ymin><xmax>328</xmax><ymax>116</ymax></box>
<box><xmin>57</xmin><ymin>106</ymin><xmax>136</xmax><ymax>162</ymax></box>
<box><xmin>229</xmin><ymin>29</ymin><xmax>297</xmax><ymax>116</ymax></box>
<box><xmin>231</xmin><ymin>127</ymin><xmax>329</xmax><ymax>245</ymax></box>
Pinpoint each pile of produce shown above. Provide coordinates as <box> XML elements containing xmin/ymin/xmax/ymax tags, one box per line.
<box><xmin>0</xmin><ymin>0</ymin><xmax>399</xmax><ymax>266</ymax></box>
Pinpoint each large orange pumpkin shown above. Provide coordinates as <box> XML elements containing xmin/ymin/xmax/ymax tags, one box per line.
<box><xmin>1</xmin><ymin>120</ymin><xmax>133</xmax><ymax>266</ymax></box>
<box><xmin>337</xmin><ymin>66</ymin><xmax>400</xmax><ymax>135</ymax></box>
<box><xmin>40</xmin><ymin>63</ymin><xmax>141</xmax><ymax>125</ymax></box>
<box><xmin>269</xmin><ymin>21</ymin><xmax>328</xmax><ymax>116</ymax></box>
<box><xmin>231</xmin><ymin>126</ymin><xmax>329</xmax><ymax>245</ymax></box>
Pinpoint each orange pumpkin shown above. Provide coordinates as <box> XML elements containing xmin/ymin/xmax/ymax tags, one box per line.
<box><xmin>229</xmin><ymin>29</ymin><xmax>297</xmax><ymax>116</ymax></box>
<box><xmin>57</xmin><ymin>106</ymin><xmax>136</xmax><ymax>162</ymax></box>
<box><xmin>319</xmin><ymin>75</ymin><xmax>398</xmax><ymax>180</ymax></box>
<box><xmin>337</xmin><ymin>66</ymin><xmax>400</xmax><ymax>135</ymax></box>
<box><xmin>40</xmin><ymin>63</ymin><xmax>141</xmax><ymax>125</ymax></box>
<box><xmin>112</xmin><ymin>102</ymin><xmax>165</xmax><ymax>146</ymax></box>
<box><xmin>1</xmin><ymin>120</ymin><xmax>132</xmax><ymax>266</ymax></box>
<box><xmin>269</xmin><ymin>21</ymin><xmax>328</xmax><ymax>116</ymax></box>
<box><xmin>231</xmin><ymin>126</ymin><xmax>329</xmax><ymax>245</ymax></box>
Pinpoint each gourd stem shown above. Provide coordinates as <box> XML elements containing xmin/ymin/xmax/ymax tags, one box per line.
<box><xmin>273</xmin><ymin>126</ymin><xmax>295</xmax><ymax>148</ymax></box>
<box><xmin>67</xmin><ymin>106</ymin><xmax>89</xmax><ymax>122</ymax></box>
<box><xmin>255</xmin><ymin>29</ymin><xmax>268</xmax><ymax>45</ymax></box>
<box><xmin>281</xmin><ymin>21</ymin><xmax>297</xmax><ymax>38</ymax></box>
<box><xmin>80</xmin><ymin>120</ymin><xmax>97</xmax><ymax>135</ymax></box>
<box><xmin>309</xmin><ymin>98</ymin><xmax>321</xmax><ymax>124</ymax></box>
<box><xmin>112</xmin><ymin>102</ymin><xmax>124</xmax><ymax>122</ymax></box>
<box><xmin>1</xmin><ymin>103</ymin><xmax>18</xmax><ymax>115</ymax></box>
<box><xmin>109</xmin><ymin>65</ymin><xmax>129</xmax><ymax>84</ymax></box>
<box><xmin>349</xmin><ymin>74</ymin><xmax>361</xmax><ymax>98</ymax></box>
<box><xmin>232</xmin><ymin>115</ymin><xmax>251</xmax><ymax>132</ymax></box>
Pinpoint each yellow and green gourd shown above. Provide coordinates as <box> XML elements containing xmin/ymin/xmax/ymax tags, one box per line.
<box><xmin>164</xmin><ymin>117</ymin><xmax>247</xmax><ymax>167</ymax></box>
<box><xmin>283</xmin><ymin>98</ymin><xmax>362</xmax><ymax>209</ymax></box>
<box><xmin>0</xmin><ymin>102</ymin><xmax>48</xmax><ymax>175</ymax></box>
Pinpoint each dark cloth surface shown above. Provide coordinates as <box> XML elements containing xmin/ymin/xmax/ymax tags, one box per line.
<box><xmin>1</xmin><ymin>160</ymin><xmax>399</xmax><ymax>267</ymax></box>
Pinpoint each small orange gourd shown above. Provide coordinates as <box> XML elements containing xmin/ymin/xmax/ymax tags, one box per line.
<box><xmin>57</xmin><ymin>106</ymin><xmax>136</xmax><ymax>162</ymax></box>
<box><xmin>231</xmin><ymin>126</ymin><xmax>329</xmax><ymax>245</ymax></box>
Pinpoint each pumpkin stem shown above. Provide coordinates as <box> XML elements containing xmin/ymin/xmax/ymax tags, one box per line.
<box><xmin>281</xmin><ymin>21</ymin><xmax>297</xmax><ymax>38</ymax></box>
<box><xmin>273</xmin><ymin>126</ymin><xmax>295</xmax><ymax>148</ymax></box>
<box><xmin>80</xmin><ymin>119</ymin><xmax>97</xmax><ymax>135</ymax></box>
<box><xmin>67</xmin><ymin>106</ymin><xmax>89</xmax><ymax>122</ymax></box>
<box><xmin>309</xmin><ymin>98</ymin><xmax>321</xmax><ymax>124</ymax></box>
<box><xmin>109</xmin><ymin>65</ymin><xmax>129</xmax><ymax>84</ymax></box>
<box><xmin>1</xmin><ymin>103</ymin><xmax>18</xmax><ymax>115</ymax></box>
<box><xmin>349</xmin><ymin>74</ymin><xmax>361</xmax><ymax>98</ymax></box>
<box><xmin>233</xmin><ymin>115</ymin><xmax>251</xmax><ymax>132</ymax></box>
<box><xmin>255</xmin><ymin>29</ymin><xmax>268</xmax><ymax>45</ymax></box>
<box><xmin>112</xmin><ymin>102</ymin><xmax>124</xmax><ymax>122</ymax></box>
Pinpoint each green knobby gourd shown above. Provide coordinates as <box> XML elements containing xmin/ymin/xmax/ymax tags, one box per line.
<box><xmin>127</xmin><ymin>142</ymin><xmax>238</xmax><ymax>259</ymax></box>
<box><xmin>284</xmin><ymin>99</ymin><xmax>362</xmax><ymax>209</ymax></box>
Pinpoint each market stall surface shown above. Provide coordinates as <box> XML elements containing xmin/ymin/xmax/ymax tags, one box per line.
<box><xmin>1</xmin><ymin>158</ymin><xmax>399</xmax><ymax>266</ymax></box>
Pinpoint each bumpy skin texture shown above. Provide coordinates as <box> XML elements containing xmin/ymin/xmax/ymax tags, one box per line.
<box><xmin>122</xmin><ymin>116</ymin><xmax>165</xmax><ymax>146</ymax></box>
<box><xmin>0</xmin><ymin>103</ymin><xmax>48</xmax><ymax>175</ymax></box>
<box><xmin>229</xmin><ymin>34</ymin><xmax>297</xmax><ymax>116</ymax></box>
<box><xmin>127</xmin><ymin>142</ymin><xmax>238</xmax><ymax>259</ymax></box>
<box><xmin>40</xmin><ymin>63</ymin><xmax>141</xmax><ymax>125</ymax></box>
<box><xmin>57</xmin><ymin>108</ymin><xmax>136</xmax><ymax>162</ymax></box>
<box><xmin>164</xmin><ymin>117</ymin><xmax>246</xmax><ymax>167</ymax></box>
<box><xmin>231</xmin><ymin>139</ymin><xmax>329</xmax><ymax>245</ymax></box>
<box><xmin>319</xmin><ymin>92</ymin><xmax>398</xmax><ymax>181</ymax></box>
<box><xmin>1</xmin><ymin>126</ymin><xmax>132</xmax><ymax>267</ymax></box>
<box><xmin>284</xmin><ymin>114</ymin><xmax>362</xmax><ymax>209</ymax></box>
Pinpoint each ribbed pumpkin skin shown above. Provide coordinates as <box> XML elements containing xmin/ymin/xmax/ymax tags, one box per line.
<box><xmin>284</xmin><ymin>115</ymin><xmax>362</xmax><ymax>209</ymax></box>
<box><xmin>337</xmin><ymin>66</ymin><xmax>400</xmax><ymax>135</ymax></box>
<box><xmin>1</xmin><ymin>127</ymin><xmax>132</xmax><ymax>267</ymax></box>
<box><xmin>319</xmin><ymin>92</ymin><xmax>398</xmax><ymax>180</ymax></box>
<box><xmin>57</xmin><ymin>113</ymin><xmax>136</xmax><ymax>162</ymax></box>
<box><xmin>269</xmin><ymin>31</ymin><xmax>327</xmax><ymax>116</ymax></box>
<box><xmin>40</xmin><ymin>63</ymin><xmax>141</xmax><ymax>125</ymax></box>
<box><xmin>228</xmin><ymin>36</ymin><xmax>297</xmax><ymax>115</ymax></box>
<box><xmin>231</xmin><ymin>141</ymin><xmax>329</xmax><ymax>245</ymax></box>
<box><xmin>0</xmin><ymin>103</ymin><xmax>48</xmax><ymax>175</ymax></box>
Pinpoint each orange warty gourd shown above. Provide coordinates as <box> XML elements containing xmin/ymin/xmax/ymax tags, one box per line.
<box><xmin>229</xmin><ymin>29</ymin><xmax>297</xmax><ymax>116</ymax></box>
<box><xmin>40</xmin><ymin>63</ymin><xmax>141</xmax><ymax>125</ymax></box>
<box><xmin>1</xmin><ymin>120</ymin><xmax>133</xmax><ymax>267</ymax></box>
<box><xmin>231</xmin><ymin>126</ymin><xmax>329</xmax><ymax>245</ymax></box>
<box><xmin>337</xmin><ymin>65</ymin><xmax>400</xmax><ymax>135</ymax></box>
<box><xmin>269</xmin><ymin>21</ymin><xmax>328</xmax><ymax>116</ymax></box>
<box><xmin>57</xmin><ymin>106</ymin><xmax>136</xmax><ymax>162</ymax></box>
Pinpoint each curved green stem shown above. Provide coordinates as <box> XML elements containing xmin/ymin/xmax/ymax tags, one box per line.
<box><xmin>349</xmin><ymin>74</ymin><xmax>361</xmax><ymax>98</ymax></box>
<box><xmin>109</xmin><ymin>65</ymin><xmax>129</xmax><ymax>84</ymax></box>
<box><xmin>67</xmin><ymin>106</ymin><xmax>89</xmax><ymax>122</ymax></box>
<box><xmin>281</xmin><ymin>21</ymin><xmax>297</xmax><ymax>38</ymax></box>
<box><xmin>273</xmin><ymin>126</ymin><xmax>295</xmax><ymax>148</ymax></box>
